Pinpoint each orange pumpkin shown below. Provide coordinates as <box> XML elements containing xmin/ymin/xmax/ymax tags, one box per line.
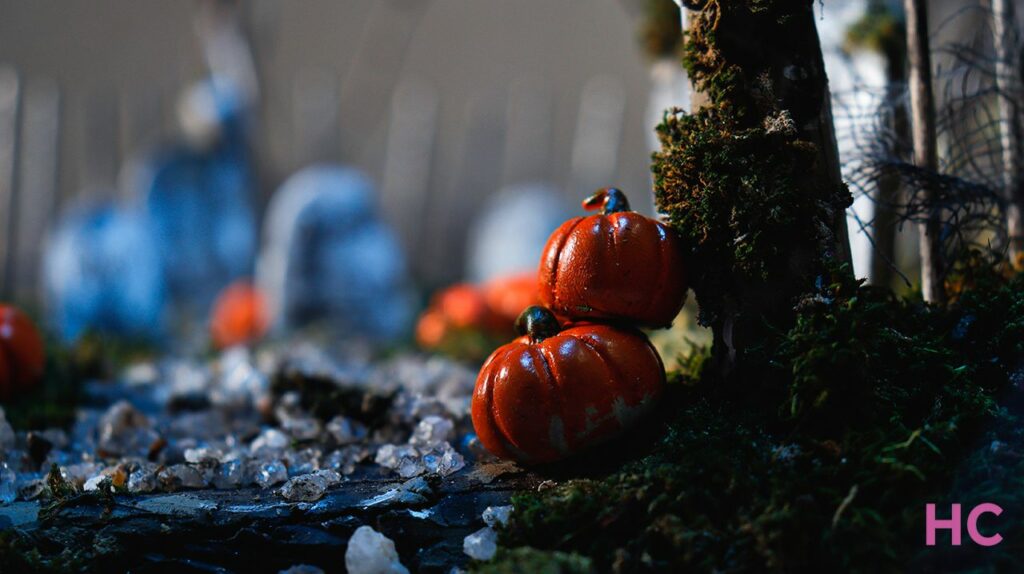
<box><xmin>472</xmin><ymin>306</ymin><xmax>665</xmax><ymax>464</ymax></box>
<box><xmin>0</xmin><ymin>304</ymin><xmax>46</xmax><ymax>401</ymax></box>
<box><xmin>415</xmin><ymin>307</ymin><xmax>449</xmax><ymax>349</ymax></box>
<box><xmin>481</xmin><ymin>272</ymin><xmax>540</xmax><ymax>329</ymax></box>
<box><xmin>538</xmin><ymin>188</ymin><xmax>687</xmax><ymax>328</ymax></box>
<box><xmin>210</xmin><ymin>281</ymin><xmax>270</xmax><ymax>349</ymax></box>
<box><xmin>435</xmin><ymin>283</ymin><xmax>494</xmax><ymax>330</ymax></box>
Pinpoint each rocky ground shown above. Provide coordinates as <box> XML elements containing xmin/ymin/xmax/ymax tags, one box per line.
<box><xmin>0</xmin><ymin>344</ymin><xmax>534</xmax><ymax>572</ymax></box>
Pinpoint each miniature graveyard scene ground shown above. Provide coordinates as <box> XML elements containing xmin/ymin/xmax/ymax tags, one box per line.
<box><xmin>0</xmin><ymin>347</ymin><xmax>548</xmax><ymax>572</ymax></box>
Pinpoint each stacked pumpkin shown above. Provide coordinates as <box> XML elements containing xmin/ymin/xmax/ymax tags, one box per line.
<box><xmin>472</xmin><ymin>188</ymin><xmax>688</xmax><ymax>464</ymax></box>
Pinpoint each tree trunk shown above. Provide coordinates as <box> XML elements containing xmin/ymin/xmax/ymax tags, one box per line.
<box><xmin>654</xmin><ymin>0</ymin><xmax>852</xmax><ymax>377</ymax></box>
<box><xmin>903</xmin><ymin>0</ymin><xmax>946</xmax><ymax>303</ymax></box>
<box><xmin>870</xmin><ymin>41</ymin><xmax>909</xmax><ymax>290</ymax></box>
<box><xmin>992</xmin><ymin>0</ymin><xmax>1024</xmax><ymax>264</ymax></box>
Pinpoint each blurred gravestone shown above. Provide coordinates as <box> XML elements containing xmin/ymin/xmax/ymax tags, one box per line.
<box><xmin>43</xmin><ymin>200</ymin><xmax>165</xmax><ymax>342</ymax></box>
<box><xmin>258</xmin><ymin>165</ymin><xmax>414</xmax><ymax>341</ymax></box>
<box><xmin>127</xmin><ymin>78</ymin><xmax>258</xmax><ymax>325</ymax></box>
<box><xmin>466</xmin><ymin>183</ymin><xmax>573</xmax><ymax>283</ymax></box>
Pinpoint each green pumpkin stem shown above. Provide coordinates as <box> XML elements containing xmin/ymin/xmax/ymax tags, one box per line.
<box><xmin>515</xmin><ymin>306</ymin><xmax>561</xmax><ymax>343</ymax></box>
<box><xmin>582</xmin><ymin>187</ymin><xmax>631</xmax><ymax>215</ymax></box>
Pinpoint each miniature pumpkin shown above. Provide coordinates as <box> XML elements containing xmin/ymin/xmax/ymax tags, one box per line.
<box><xmin>472</xmin><ymin>306</ymin><xmax>665</xmax><ymax>464</ymax></box>
<box><xmin>0</xmin><ymin>305</ymin><xmax>46</xmax><ymax>401</ymax></box>
<box><xmin>414</xmin><ymin>307</ymin><xmax>448</xmax><ymax>349</ymax></box>
<box><xmin>435</xmin><ymin>284</ymin><xmax>494</xmax><ymax>330</ymax></box>
<box><xmin>538</xmin><ymin>188</ymin><xmax>687</xmax><ymax>328</ymax></box>
<box><xmin>481</xmin><ymin>272</ymin><xmax>540</xmax><ymax>328</ymax></box>
<box><xmin>210</xmin><ymin>281</ymin><xmax>270</xmax><ymax>349</ymax></box>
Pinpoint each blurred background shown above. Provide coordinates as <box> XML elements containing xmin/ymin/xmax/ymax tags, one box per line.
<box><xmin>0</xmin><ymin>0</ymin><xmax>663</xmax><ymax>347</ymax></box>
<box><xmin>0</xmin><ymin>0</ymin><xmax>1011</xmax><ymax>350</ymax></box>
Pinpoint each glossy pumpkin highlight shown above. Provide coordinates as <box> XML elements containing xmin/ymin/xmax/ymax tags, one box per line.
<box><xmin>472</xmin><ymin>306</ymin><xmax>665</xmax><ymax>464</ymax></box>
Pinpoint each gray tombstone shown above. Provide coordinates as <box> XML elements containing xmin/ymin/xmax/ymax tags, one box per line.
<box><xmin>465</xmin><ymin>183</ymin><xmax>574</xmax><ymax>283</ymax></box>
<box><xmin>257</xmin><ymin>165</ymin><xmax>414</xmax><ymax>342</ymax></box>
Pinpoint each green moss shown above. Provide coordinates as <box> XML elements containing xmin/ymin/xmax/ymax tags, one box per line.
<box><xmin>475</xmin><ymin>547</ymin><xmax>594</xmax><ymax>574</ymax></box>
<box><xmin>485</xmin><ymin>264</ymin><xmax>1024</xmax><ymax>572</ymax></box>
<box><xmin>0</xmin><ymin>529</ymin><xmax>90</xmax><ymax>574</ymax></box>
<box><xmin>652</xmin><ymin>106</ymin><xmax>829</xmax><ymax>325</ymax></box>
<box><xmin>3</xmin><ymin>332</ymin><xmax>154</xmax><ymax>431</ymax></box>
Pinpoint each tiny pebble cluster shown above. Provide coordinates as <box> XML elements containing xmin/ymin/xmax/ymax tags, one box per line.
<box><xmin>0</xmin><ymin>344</ymin><xmax>486</xmax><ymax>505</ymax></box>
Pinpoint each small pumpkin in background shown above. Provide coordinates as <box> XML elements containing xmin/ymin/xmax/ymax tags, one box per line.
<box><xmin>0</xmin><ymin>304</ymin><xmax>46</xmax><ymax>401</ymax></box>
<box><xmin>210</xmin><ymin>281</ymin><xmax>270</xmax><ymax>349</ymax></box>
<box><xmin>434</xmin><ymin>283</ymin><xmax>495</xmax><ymax>331</ymax></box>
<box><xmin>416</xmin><ymin>274</ymin><xmax>540</xmax><ymax>359</ymax></box>
<box><xmin>538</xmin><ymin>188</ymin><xmax>688</xmax><ymax>328</ymax></box>
<box><xmin>472</xmin><ymin>305</ymin><xmax>665</xmax><ymax>464</ymax></box>
<box><xmin>481</xmin><ymin>272</ymin><xmax>540</xmax><ymax>327</ymax></box>
<box><xmin>414</xmin><ymin>307</ymin><xmax>448</xmax><ymax>349</ymax></box>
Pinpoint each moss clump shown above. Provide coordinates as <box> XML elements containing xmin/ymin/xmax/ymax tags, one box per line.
<box><xmin>0</xmin><ymin>529</ymin><xmax>90</xmax><ymax>574</ymax></box>
<box><xmin>484</xmin><ymin>263</ymin><xmax>1024</xmax><ymax>572</ymax></box>
<box><xmin>653</xmin><ymin>107</ymin><xmax>828</xmax><ymax>325</ymax></box>
<box><xmin>475</xmin><ymin>548</ymin><xmax>594</xmax><ymax>574</ymax></box>
<box><xmin>653</xmin><ymin>0</ymin><xmax>851</xmax><ymax>334</ymax></box>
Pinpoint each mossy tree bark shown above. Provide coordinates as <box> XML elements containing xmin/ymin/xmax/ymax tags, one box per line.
<box><xmin>653</xmin><ymin>0</ymin><xmax>852</xmax><ymax>377</ymax></box>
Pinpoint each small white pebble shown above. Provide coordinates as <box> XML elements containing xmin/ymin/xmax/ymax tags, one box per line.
<box><xmin>345</xmin><ymin>525</ymin><xmax>409</xmax><ymax>574</ymax></box>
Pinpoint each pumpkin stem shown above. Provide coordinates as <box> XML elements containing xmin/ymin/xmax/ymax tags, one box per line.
<box><xmin>515</xmin><ymin>305</ymin><xmax>561</xmax><ymax>343</ymax></box>
<box><xmin>582</xmin><ymin>187</ymin><xmax>631</xmax><ymax>214</ymax></box>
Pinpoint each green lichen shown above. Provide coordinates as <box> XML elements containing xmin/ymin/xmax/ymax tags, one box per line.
<box><xmin>484</xmin><ymin>262</ymin><xmax>1024</xmax><ymax>572</ymax></box>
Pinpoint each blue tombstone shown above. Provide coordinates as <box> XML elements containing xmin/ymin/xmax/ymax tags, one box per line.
<box><xmin>130</xmin><ymin>78</ymin><xmax>257</xmax><ymax>322</ymax></box>
<box><xmin>43</xmin><ymin>201</ymin><xmax>165</xmax><ymax>342</ymax></box>
<box><xmin>257</xmin><ymin>165</ymin><xmax>414</xmax><ymax>341</ymax></box>
<box><xmin>465</xmin><ymin>183</ymin><xmax>574</xmax><ymax>283</ymax></box>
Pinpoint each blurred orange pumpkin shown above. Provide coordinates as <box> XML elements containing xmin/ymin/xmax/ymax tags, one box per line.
<box><xmin>472</xmin><ymin>305</ymin><xmax>665</xmax><ymax>464</ymax></box>
<box><xmin>416</xmin><ymin>274</ymin><xmax>542</xmax><ymax>357</ymax></box>
<box><xmin>414</xmin><ymin>307</ymin><xmax>448</xmax><ymax>349</ymax></box>
<box><xmin>434</xmin><ymin>283</ymin><xmax>493</xmax><ymax>329</ymax></box>
<box><xmin>210</xmin><ymin>281</ymin><xmax>269</xmax><ymax>349</ymax></box>
<box><xmin>0</xmin><ymin>304</ymin><xmax>46</xmax><ymax>401</ymax></box>
<box><xmin>482</xmin><ymin>272</ymin><xmax>540</xmax><ymax>328</ymax></box>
